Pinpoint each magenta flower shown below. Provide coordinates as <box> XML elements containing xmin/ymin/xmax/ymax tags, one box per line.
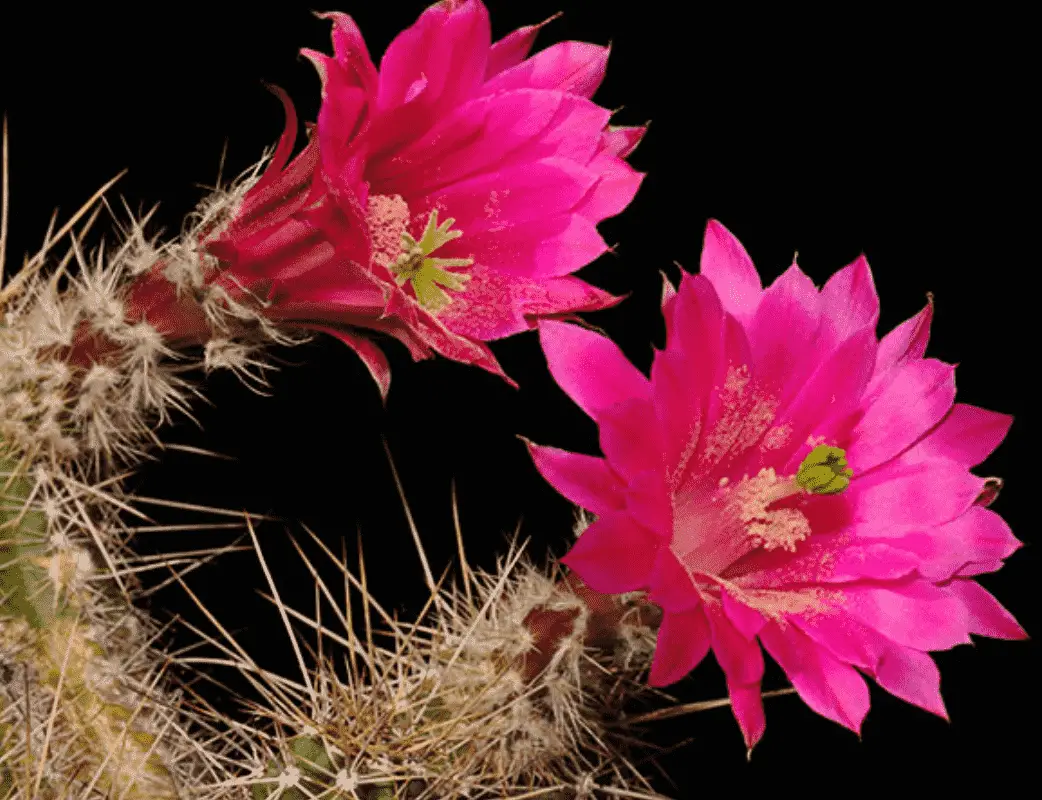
<box><xmin>158</xmin><ymin>0</ymin><xmax>642</xmax><ymax>396</ymax></box>
<box><xmin>526</xmin><ymin>220</ymin><xmax>1026</xmax><ymax>750</ymax></box>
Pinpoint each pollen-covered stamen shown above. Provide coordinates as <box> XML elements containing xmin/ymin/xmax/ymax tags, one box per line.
<box><xmin>389</xmin><ymin>209</ymin><xmax>474</xmax><ymax>312</ymax></box>
<box><xmin>729</xmin><ymin>448</ymin><xmax>854</xmax><ymax>554</ymax></box>
<box><xmin>731</xmin><ymin>469</ymin><xmax>812</xmax><ymax>554</ymax></box>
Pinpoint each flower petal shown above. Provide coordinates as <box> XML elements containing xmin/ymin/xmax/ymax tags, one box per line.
<box><xmin>602</xmin><ymin>124</ymin><xmax>647</xmax><ymax>159</ymax></box>
<box><xmin>848</xmin><ymin>457</ymin><xmax>984</xmax><ymax>534</ymax></box>
<box><xmin>869</xmin><ymin>300</ymin><xmax>933</xmax><ymax>390</ymax></box>
<box><xmin>483</xmin><ymin>41</ymin><xmax>609</xmax><ymax>97</ymax></box>
<box><xmin>730</xmin><ymin>683</ymin><xmax>768</xmax><ymax>751</ymax></box>
<box><xmin>415</xmin><ymin>157</ymin><xmax>599</xmax><ymax>235</ymax></box>
<box><xmin>599</xmin><ymin>397</ymin><xmax>665</xmax><ymax>481</ymax></box>
<box><xmin>791</xmin><ymin>613</ymin><xmax>948</xmax><ymax>719</ymax></box>
<box><xmin>841</xmin><ymin>582</ymin><xmax>973</xmax><ymax>651</ymax></box>
<box><xmin>760</xmin><ymin>623</ymin><xmax>871</xmax><ymax>734</ymax></box>
<box><xmin>622</xmin><ymin>469</ymin><xmax>672</xmax><ymax>539</ymax></box>
<box><xmin>819</xmin><ymin>254</ymin><xmax>879</xmax><ymax>344</ymax></box>
<box><xmin>706</xmin><ymin>602</ymin><xmax>765</xmax><ymax>685</ymax></box>
<box><xmin>706</xmin><ymin>605</ymin><xmax>768</xmax><ymax>749</ymax></box>
<box><xmin>377</xmin><ymin>0</ymin><xmax>490</xmax><ymax>111</ymax></box>
<box><xmin>453</xmin><ymin>212</ymin><xmax>609</xmax><ymax>279</ymax></box>
<box><xmin>945</xmin><ymin>579</ymin><xmax>1028</xmax><ymax>640</ymax></box>
<box><xmin>524</xmin><ymin>441</ymin><xmax>625</xmax><ymax>517</ymax></box>
<box><xmin>485</xmin><ymin>19</ymin><xmax>545</xmax><ymax>78</ymax></box>
<box><xmin>647</xmin><ymin>548</ymin><xmax>702</xmax><ymax>613</ymax></box>
<box><xmin>699</xmin><ymin>220</ymin><xmax>762</xmax><ymax>321</ymax></box>
<box><xmin>650</xmin><ymin>273</ymin><xmax>724</xmax><ymax>478</ymax></box>
<box><xmin>368</xmin><ymin>90</ymin><xmax>587</xmax><ymax>193</ymax></box>
<box><xmin>435</xmin><ymin>264</ymin><xmax>620</xmax><ymax>341</ymax></box>
<box><xmin>772</xmin><ymin>327</ymin><xmax>878</xmax><ymax>472</ymax></box>
<box><xmin>648</xmin><ymin>605</ymin><xmax>712</xmax><ymax>686</ymax></box>
<box><xmin>848</xmin><ymin>358</ymin><xmax>956</xmax><ymax>473</ymax></box>
<box><xmin>560</xmin><ymin>512</ymin><xmax>661</xmax><ymax>594</ymax></box>
<box><xmin>573</xmin><ymin>143</ymin><xmax>645</xmax><ymax>222</ymax></box>
<box><xmin>902</xmin><ymin>403</ymin><xmax>1013</xmax><ymax>468</ymax></box>
<box><xmin>748</xmin><ymin>263</ymin><xmax>822</xmax><ymax>399</ymax></box>
<box><xmin>878</xmin><ymin>506</ymin><xmax>1023</xmax><ymax>581</ymax></box>
<box><xmin>872</xmin><ymin>644</ymin><xmax>948</xmax><ymax>720</ymax></box>
<box><xmin>539</xmin><ymin>320</ymin><xmax>650</xmax><ymax>421</ymax></box>
<box><xmin>307</xmin><ymin>325</ymin><xmax>391</xmax><ymax>400</ymax></box>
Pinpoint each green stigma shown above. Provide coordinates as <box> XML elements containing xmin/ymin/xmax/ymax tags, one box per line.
<box><xmin>389</xmin><ymin>209</ymin><xmax>473</xmax><ymax>313</ymax></box>
<box><xmin>796</xmin><ymin>445</ymin><xmax>853</xmax><ymax>495</ymax></box>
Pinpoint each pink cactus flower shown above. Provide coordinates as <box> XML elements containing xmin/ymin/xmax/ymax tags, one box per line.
<box><xmin>526</xmin><ymin>219</ymin><xmax>1026</xmax><ymax>751</ymax></box>
<box><xmin>130</xmin><ymin>0</ymin><xmax>644</xmax><ymax>398</ymax></box>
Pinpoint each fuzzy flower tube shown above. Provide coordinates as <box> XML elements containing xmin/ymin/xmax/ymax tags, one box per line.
<box><xmin>526</xmin><ymin>220</ymin><xmax>1027</xmax><ymax>752</ymax></box>
<box><xmin>121</xmin><ymin>0</ymin><xmax>645</xmax><ymax>397</ymax></box>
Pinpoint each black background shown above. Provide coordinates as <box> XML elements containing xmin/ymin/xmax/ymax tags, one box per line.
<box><xmin>2</xmin><ymin>2</ymin><xmax>1036</xmax><ymax>794</ymax></box>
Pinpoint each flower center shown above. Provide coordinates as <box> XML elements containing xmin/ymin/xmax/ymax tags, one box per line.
<box><xmin>671</xmin><ymin>447</ymin><xmax>854</xmax><ymax>577</ymax></box>
<box><xmin>387</xmin><ymin>209</ymin><xmax>474</xmax><ymax>313</ymax></box>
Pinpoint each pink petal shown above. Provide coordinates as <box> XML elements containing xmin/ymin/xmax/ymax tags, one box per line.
<box><xmin>706</xmin><ymin>603</ymin><xmax>765</xmax><ymax>686</ymax></box>
<box><xmin>902</xmin><ymin>403</ymin><xmax>1013</xmax><ymax>468</ymax></box>
<box><xmin>414</xmin><ymin>157</ymin><xmax>599</xmax><ymax>235</ymax></box>
<box><xmin>650</xmin><ymin>274</ymin><xmax>724</xmax><ymax>478</ymax></box>
<box><xmin>602</xmin><ymin>124</ymin><xmax>647</xmax><ymax>158</ymax></box>
<box><xmin>307</xmin><ymin>325</ymin><xmax>391</xmax><ymax>400</ymax></box>
<box><xmin>660</xmin><ymin>271</ymin><xmax>678</xmax><ymax>318</ymax></box>
<box><xmin>524</xmin><ymin>441</ymin><xmax>625</xmax><ymax>517</ymax></box>
<box><xmin>368</xmin><ymin>90</ymin><xmax>582</xmax><ymax>194</ymax></box>
<box><xmin>698</xmin><ymin>220</ymin><xmax>763</xmax><ymax>321</ymax></box>
<box><xmin>539</xmin><ymin>320</ymin><xmax>650</xmax><ymax>421</ymax></box>
<box><xmin>572</xmin><ymin>145</ymin><xmax>644</xmax><ymax>222</ymax></box>
<box><xmin>748</xmin><ymin>263</ymin><xmax>822</xmax><ymax>399</ymax></box>
<box><xmin>303</xmin><ymin>12</ymin><xmax>378</xmax><ymax>95</ymax></box>
<box><xmin>500</xmin><ymin>92</ymin><xmax>611</xmax><ymax>167</ymax></box>
<box><xmin>455</xmin><ymin>212</ymin><xmax>609</xmax><ymax>279</ymax></box>
<box><xmin>955</xmin><ymin>559</ymin><xmax>1006</xmax><ymax>577</ymax></box>
<box><xmin>435</xmin><ymin>264</ymin><xmax>620</xmax><ymax>341</ymax></box>
<box><xmin>841</xmin><ymin>582</ymin><xmax>973</xmax><ymax>651</ymax></box>
<box><xmin>789</xmin><ymin>612</ymin><xmax>879</xmax><ymax>670</ymax></box>
<box><xmin>648</xmin><ymin>606</ymin><xmax>712</xmax><ymax>686</ymax></box>
<box><xmin>647</xmin><ymin>548</ymin><xmax>702</xmax><ymax>613</ymax></box>
<box><xmin>869</xmin><ymin>300</ymin><xmax>933</xmax><ymax>390</ymax></box>
<box><xmin>759</xmin><ymin>623</ymin><xmax>871</xmax><ymax>734</ymax></box>
<box><xmin>243</xmin><ymin>86</ymin><xmax>300</xmax><ymax>196</ymax></box>
<box><xmin>946</xmin><ymin>579</ymin><xmax>1028</xmax><ymax>640</ymax></box>
<box><xmin>559</xmin><ymin>512</ymin><xmax>661</xmax><ymax>594</ymax></box>
<box><xmin>621</xmin><ymin>469</ymin><xmax>673</xmax><ymax>539</ymax></box>
<box><xmin>729</xmin><ymin>682</ymin><xmax>767</xmax><ymax>751</ymax></box>
<box><xmin>377</xmin><ymin>0</ymin><xmax>490</xmax><ymax>111</ymax></box>
<box><xmin>599</xmin><ymin>397</ymin><xmax>665</xmax><ymax>482</ymax></box>
<box><xmin>819</xmin><ymin>254</ymin><xmax>880</xmax><ymax>344</ymax></box>
<box><xmin>881</xmin><ymin>506</ymin><xmax>1023</xmax><ymax>581</ymax></box>
<box><xmin>483</xmin><ymin>41</ymin><xmax>610</xmax><ymax>98</ymax></box>
<box><xmin>694</xmin><ymin>312</ymin><xmax>756</xmax><ymax>473</ymax></box>
<box><xmin>734</xmin><ymin>536</ymin><xmax>920</xmax><ymax>587</ymax></box>
<box><xmin>222</xmin><ymin>118</ymin><xmax>322</xmax><ymax>241</ymax></box>
<box><xmin>485</xmin><ymin>19</ymin><xmax>547</xmax><ymax>78</ymax></box>
<box><xmin>721</xmin><ymin>590</ymin><xmax>768</xmax><ymax>639</ymax></box>
<box><xmin>872</xmin><ymin>645</ymin><xmax>948</xmax><ymax>720</ymax></box>
<box><xmin>413</xmin><ymin>317</ymin><xmax>513</xmax><ymax>385</ymax></box>
<box><xmin>848</xmin><ymin>457</ymin><xmax>984</xmax><ymax>533</ymax></box>
<box><xmin>847</xmin><ymin>358</ymin><xmax>956</xmax><ymax>473</ymax></box>
<box><xmin>772</xmin><ymin>327</ymin><xmax>878</xmax><ymax>472</ymax></box>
